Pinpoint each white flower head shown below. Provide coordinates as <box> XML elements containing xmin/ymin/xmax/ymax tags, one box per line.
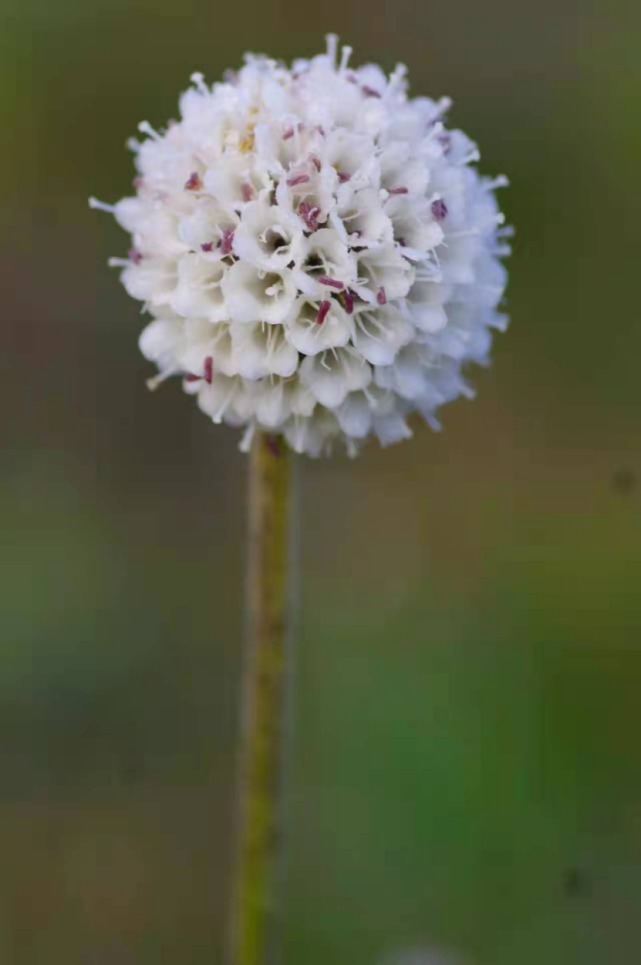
<box><xmin>91</xmin><ymin>36</ymin><xmax>510</xmax><ymax>457</ymax></box>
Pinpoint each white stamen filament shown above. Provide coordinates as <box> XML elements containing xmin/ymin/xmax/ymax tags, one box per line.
<box><xmin>89</xmin><ymin>197</ymin><xmax>116</xmax><ymax>213</ymax></box>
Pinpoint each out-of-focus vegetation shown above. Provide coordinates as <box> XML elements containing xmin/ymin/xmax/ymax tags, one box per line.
<box><xmin>1</xmin><ymin>0</ymin><xmax>640</xmax><ymax>962</ymax></box>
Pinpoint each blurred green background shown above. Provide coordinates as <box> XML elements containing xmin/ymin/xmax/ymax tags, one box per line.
<box><xmin>2</xmin><ymin>0</ymin><xmax>641</xmax><ymax>962</ymax></box>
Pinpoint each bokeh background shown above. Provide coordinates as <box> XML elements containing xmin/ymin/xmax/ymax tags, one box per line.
<box><xmin>3</xmin><ymin>0</ymin><xmax>641</xmax><ymax>962</ymax></box>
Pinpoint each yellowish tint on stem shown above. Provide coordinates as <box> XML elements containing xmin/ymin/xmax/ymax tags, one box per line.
<box><xmin>229</xmin><ymin>431</ymin><xmax>291</xmax><ymax>965</ymax></box>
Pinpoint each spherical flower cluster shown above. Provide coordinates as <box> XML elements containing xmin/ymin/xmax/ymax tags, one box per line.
<box><xmin>91</xmin><ymin>37</ymin><xmax>510</xmax><ymax>457</ymax></box>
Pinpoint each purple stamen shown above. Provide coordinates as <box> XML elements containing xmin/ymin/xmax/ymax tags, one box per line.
<box><xmin>376</xmin><ymin>287</ymin><xmax>387</xmax><ymax>305</ymax></box>
<box><xmin>431</xmin><ymin>198</ymin><xmax>448</xmax><ymax>221</ymax></box>
<box><xmin>310</xmin><ymin>155</ymin><xmax>322</xmax><ymax>172</ymax></box>
<box><xmin>241</xmin><ymin>183</ymin><xmax>254</xmax><ymax>202</ymax></box>
<box><xmin>299</xmin><ymin>201</ymin><xmax>321</xmax><ymax>231</ymax></box>
<box><xmin>362</xmin><ymin>85</ymin><xmax>382</xmax><ymax>98</ymax></box>
<box><xmin>341</xmin><ymin>290</ymin><xmax>355</xmax><ymax>315</ymax></box>
<box><xmin>388</xmin><ymin>186</ymin><xmax>408</xmax><ymax>195</ymax></box>
<box><xmin>204</xmin><ymin>356</ymin><xmax>213</xmax><ymax>384</ymax></box>
<box><xmin>220</xmin><ymin>228</ymin><xmax>235</xmax><ymax>255</ymax></box>
<box><xmin>318</xmin><ymin>275</ymin><xmax>344</xmax><ymax>290</ymax></box>
<box><xmin>185</xmin><ymin>171</ymin><xmax>202</xmax><ymax>191</ymax></box>
<box><xmin>283</xmin><ymin>126</ymin><xmax>295</xmax><ymax>140</ymax></box>
<box><xmin>185</xmin><ymin>373</ymin><xmax>201</xmax><ymax>382</ymax></box>
<box><xmin>337</xmin><ymin>171</ymin><xmax>351</xmax><ymax>183</ymax></box>
<box><xmin>316</xmin><ymin>300</ymin><xmax>331</xmax><ymax>325</ymax></box>
<box><xmin>201</xmin><ymin>241</ymin><xmax>215</xmax><ymax>252</ymax></box>
<box><xmin>265</xmin><ymin>434</ymin><xmax>283</xmax><ymax>458</ymax></box>
<box><xmin>287</xmin><ymin>173</ymin><xmax>310</xmax><ymax>187</ymax></box>
<box><xmin>128</xmin><ymin>248</ymin><xmax>143</xmax><ymax>264</ymax></box>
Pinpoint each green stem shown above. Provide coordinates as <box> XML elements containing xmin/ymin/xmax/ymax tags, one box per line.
<box><xmin>229</xmin><ymin>431</ymin><xmax>292</xmax><ymax>965</ymax></box>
